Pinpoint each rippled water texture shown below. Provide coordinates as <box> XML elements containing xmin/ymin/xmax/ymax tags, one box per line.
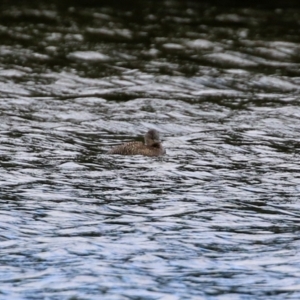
<box><xmin>1</xmin><ymin>0</ymin><xmax>300</xmax><ymax>299</ymax></box>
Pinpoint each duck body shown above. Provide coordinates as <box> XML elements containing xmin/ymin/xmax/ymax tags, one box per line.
<box><xmin>108</xmin><ymin>129</ymin><xmax>165</xmax><ymax>157</ymax></box>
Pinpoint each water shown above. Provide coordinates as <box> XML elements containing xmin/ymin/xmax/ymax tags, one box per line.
<box><xmin>1</xmin><ymin>1</ymin><xmax>300</xmax><ymax>299</ymax></box>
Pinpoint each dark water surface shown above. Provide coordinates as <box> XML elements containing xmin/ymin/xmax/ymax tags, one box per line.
<box><xmin>1</xmin><ymin>0</ymin><xmax>300</xmax><ymax>299</ymax></box>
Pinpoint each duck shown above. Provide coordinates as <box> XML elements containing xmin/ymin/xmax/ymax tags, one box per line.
<box><xmin>108</xmin><ymin>129</ymin><xmax>165</xmax><ymax>156</ymax></box>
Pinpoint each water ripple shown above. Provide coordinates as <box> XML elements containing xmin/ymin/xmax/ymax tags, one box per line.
<box><xmin>1</xmin><ymin>1</ymin><xmax>300</xmax><ymax>299</ymax></box>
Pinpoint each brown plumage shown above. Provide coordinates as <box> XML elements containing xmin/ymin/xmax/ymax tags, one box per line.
<box><xmin>108</xmin><ymin>129</ymin><xmax>165</xmax><ymax>156</ymax></box>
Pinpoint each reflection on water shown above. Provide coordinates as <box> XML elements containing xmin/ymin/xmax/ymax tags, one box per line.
<box><xmin>1</xmin><ymin>0</ymin><xmax>300</xmax><ymax>299</ymax></box>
